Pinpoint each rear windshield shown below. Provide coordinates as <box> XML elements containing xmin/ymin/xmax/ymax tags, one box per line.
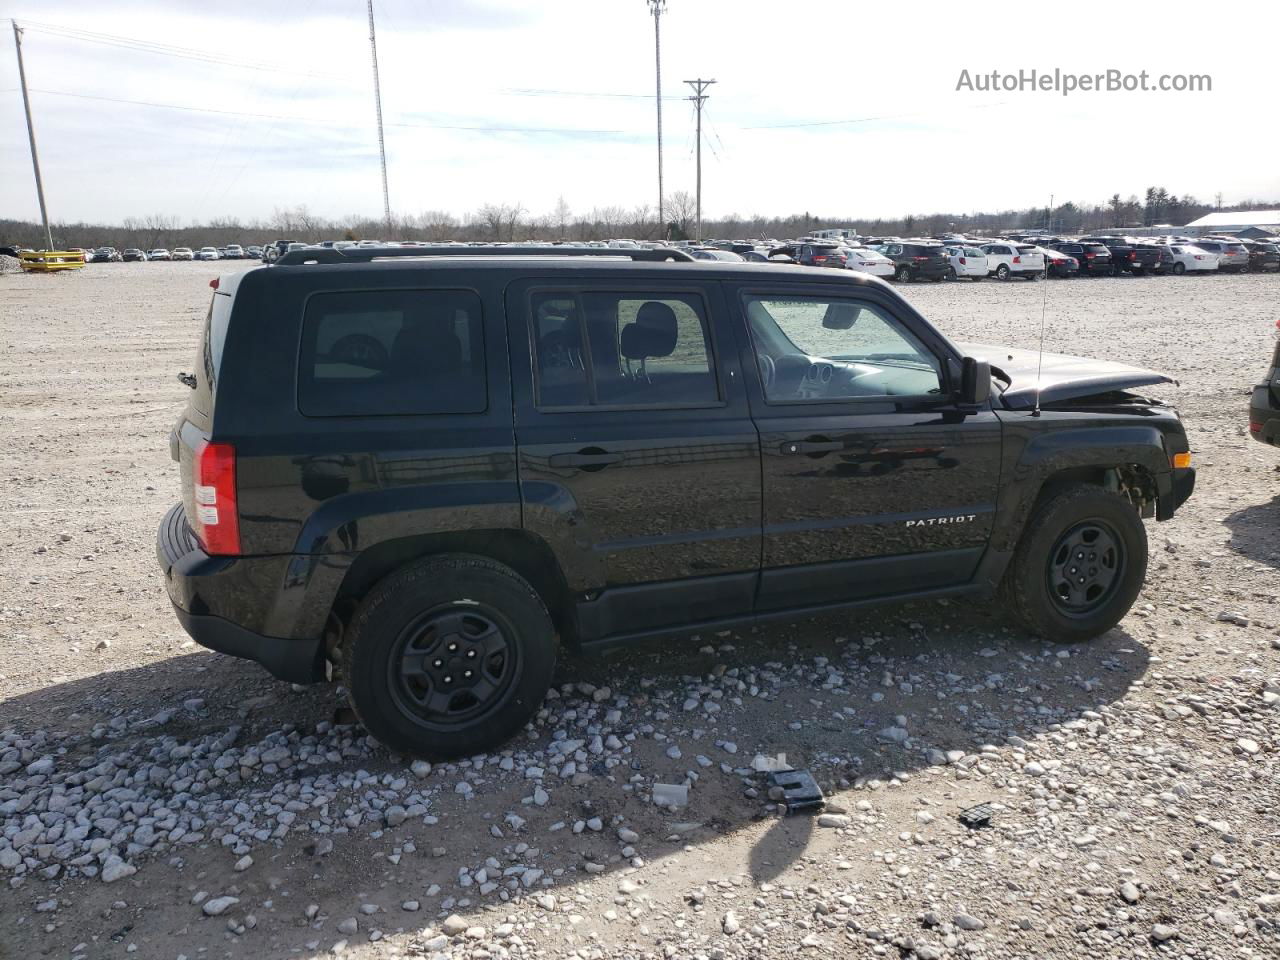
<box><xmin>1224</xmin><ymin>244</ymin><xmax>1246</xmax><ymax>253</ymax></box>
<box><xmin>905</xmin><ymin>245</ymin><xmax>943</xmax><ymax>256</ymax></box>
<box><xmin>298</xmin><ymin>289</ymin><xmax>486</xmax><ymax>418</ymax></box>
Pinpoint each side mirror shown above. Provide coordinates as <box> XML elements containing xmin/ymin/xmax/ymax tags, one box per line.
<box><xmin>959</xmin><ymin>356</ymin><xmax>991</xmax><ymax>406</ymax></box>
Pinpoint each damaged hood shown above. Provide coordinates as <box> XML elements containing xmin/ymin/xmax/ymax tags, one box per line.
<box><xmin>960</xmin><ymin>342</ymin><xmax>1173</xmax><ymax>410</ymax></box>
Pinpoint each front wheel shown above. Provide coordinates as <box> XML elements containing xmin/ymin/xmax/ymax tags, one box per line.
<box><xmin>342</xmin><ymin>554</ymin><xmax>557</xmax><ymax>759</ymax></box>
<box><xmin>895</xmin><ymin>264</ymin><xmax>911</xmax><ymax>282</ymax></box>
<box><xmin>1172</xmin><ymin>262</ymin><xmax>1186</xmax><ymax>275</ymax></box>
<box><xmin>995</xmin><ymin>264</ymin><xmax>1010</xmax><ymax>280</ymax></box>
<box><xmin>1000</xmin><ymin>485</ymin><xmax>1148</xmax><ymax>643</ymax></box>
<box><xmin>946</xmin><ymin>266</ymin><xmax>957</xmax><ymax>281</ymax></box>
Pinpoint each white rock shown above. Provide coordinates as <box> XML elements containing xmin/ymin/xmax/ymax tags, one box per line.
<box><xmin>722</xmin><ymin>910</ymin><xmax>740</xmax><ymax>935</ymax></box>
<box><xmin>202</xmin><ymin>896</ymin><xmax>239</xmax><ymax>917</ymax></box>
<box><xmin>1151</xmin><ymin>923</ymin><xmax>1178</xmax><ymax>942</ymax></box>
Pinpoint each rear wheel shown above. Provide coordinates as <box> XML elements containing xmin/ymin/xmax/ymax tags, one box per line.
<box><xmin>1172</xmin><ymin>262</ymin><xmax>1186</xmax><ymax>275</ymax></box>
<box><xmin>342</xmin><ymin>554</ymin><xmax>557</xmax><ymax>759</ymax></box>
<box><xmin>895</xmin><ymin>264</ymin><xmax>911</xmax><ymax>282</ymax></box>
<box><xmin>946</xmin><ymin>266</ymin><xmax>957</xmax><ymax>281</ymax></box>
<box><xmin>1000</xmin><ymin>485</ymin><xmax>1147</xmax><ymax>643</ymax></box>
<box><xmin>995</xmin><ymin>264</ymin><xmax>1010</xmax><ymax>280</ymax></box>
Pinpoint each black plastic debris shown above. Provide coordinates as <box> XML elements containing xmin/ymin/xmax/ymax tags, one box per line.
<box><xmin>958</xmin><ymin>802</ymin><xmax>996</xmax><ymax>829</ymax></box>
<box><xmin>766</xmin><ymin>769</ymin><xmax>825</xmax><ymax>814</ymax></box>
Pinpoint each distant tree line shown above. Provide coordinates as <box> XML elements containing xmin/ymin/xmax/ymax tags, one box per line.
<box><xmin>3</xmin><ymin>188</ymin><xmax>1274</xmax><ymax>249</ymax></box>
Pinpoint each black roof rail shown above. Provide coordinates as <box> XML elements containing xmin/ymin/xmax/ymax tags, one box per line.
<box><xmin>275</xmin><ymin>245</ymin><xmax>696</xmax><ymax>266</ymax></box>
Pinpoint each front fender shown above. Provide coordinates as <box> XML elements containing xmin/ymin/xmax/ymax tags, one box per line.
<box><xmin>990</xmin><ymin>423</ymin><xmax>1171</xmax><ymax>554</ymax></box>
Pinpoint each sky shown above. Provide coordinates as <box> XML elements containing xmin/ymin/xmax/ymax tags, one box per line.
<box><xmin>2</xmin><ymin>0</ymin><xmax>1278</xmax><ymax>227</ymax></box>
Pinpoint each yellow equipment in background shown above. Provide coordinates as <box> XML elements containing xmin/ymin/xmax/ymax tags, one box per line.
<box><xmin>18</xmin><ymin>250</ymin><xmax>86</xmax><ymax>272</ymax></box>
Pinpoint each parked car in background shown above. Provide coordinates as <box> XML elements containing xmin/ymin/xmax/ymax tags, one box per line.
<box><xmin>980</xmin><ymin>241</ymin><xmax>1045</xmax><ymax>280</ymax></box>
<box><xmin>1033</xmin><ymin>246</ymin><xmax>1078</xmax><ymax>278</ymax></box>
<box><xmin>944</xmin><ymin>245</ymin><xmax>989</xmax><ymax>280</ymax></box>
<box><xmin>148</xmin><ymin>249</ymin><xmax>171</xmax><ymax>261</ymax></box>
<box><xmin>839</xmin><ymin>246</ymin><xmax>895</xmax><ymax>278</ymax></box>
<box><xmin>196</xmin><ymin>246</ymin><xmax>220</xmax><ymax>261</ymax></box>
<box><xmin>1079</xmin><ymin>236</ymin><xmax>1162</xmax><ymax>276</ymax></box>
<box><xmin>223</xmin><ymin>244</ymin><xmax>245</xmax><ymax>260</ymax></box>
<box><xmin>90</xmin><ymin>247</ymin><xmax>122</xmax><ymax>263</ymax></box>
<box><xmin>793</xmin><ymin>242</ymin><xmax>848</xmax><ymax>268</ymax></box>
<box><xmin>245</xmin><ymin>245</ymin><xmax>263</xmax><ymax>259</ymax></box>
<box><xmin>122</xmin><ymin>248</ymin><xmax>148</xmax><ymax>262</ymax></box>
<box><xmin>172</xmin><ymin>247</ymin><xmax>194</xmax><ymax>261</ymax></box>
<box><xmin>1240</xmin><ymin>240</ymin><xmax>1280</xmax><ymax>273</ymax></box>
<box><xmin>1192</xmin><ymin>239</ymin><xmax>1249</xmax><ymax>273</ymax></box>
<box><xmin>1158</xmin><ymin>243</ymin><xmax>1218</xmax><ymax>274</ymax></box>
<box><xmin>1047</xmin><ymin>241</ymin><xmax>1112</xmax><ymax>276</ymax></box>
<box><xmin>688</xmin><ymin>248</ymin><xmax>745</xmax><ymax>262</ymax></box>
<box><xmin>871</xmin><ymin>241</ymin><xmax>949</xmax><ymax>282</ymax></box>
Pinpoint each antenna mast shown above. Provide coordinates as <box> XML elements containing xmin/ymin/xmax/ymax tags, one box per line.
<box><xmin>1033</xmin><ymin>193</ymin><xmax>1052</xmax><ymax>417</ymax></box>
<box><xmin>366</xmin><ymin>0</ymin><xmax>392</xmax><ymax>233</ymax></box>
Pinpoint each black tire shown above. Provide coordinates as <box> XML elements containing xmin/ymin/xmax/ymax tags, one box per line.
<box><xmin>995</xmin><ymin>264</ymin><xmax>1010</xmax><ymax>280</ymax></box>
<box><xmin>342</xmin><ymin>554</ymin><xmax>557</xmax><ymax>759</ymax></box>
<box><xmin>1172</xmin><ymin>262</ymin><xmax>1186</xmax><ymax>275</ymax></box>
<box><xmin>946</xmin><ymin>266</ymin><xmax>957</xmax><ymax>280</ymax></box>
<box><xmin>895</xmin><ymin>264</ymin><xmax>911</xmax><ymax>282</ymax></box>
<box><xmin>1000</xmin><ymin>484</ymin><xmax>1147</xmax><ymax>644</ymax></box>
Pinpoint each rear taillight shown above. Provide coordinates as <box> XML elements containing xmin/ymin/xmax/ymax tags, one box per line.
<box><xmin>813</xmin><ymin>255</ymin><xmax>827</xmax><ymax>263</ymax></box>
<box><xmin>209</xmin><ymin>277</ymin><xmax>219</xmax><ymax>290</ymax></box>
<box><xmin>958</xmin><ymin>257</ymin><xmax>967</xmax><ymax>265</ymax></box>
<box><xmin>1012</xmin><ymin>256</ymin><xmax>1021</xmax><ymax>264</ymax></box>
<box><xmin>1128</xmin><ymin>251</ymin><xmax>1136</xmax><ymax>260</ymax></box>
<box><xmin>1085</xmin><ymin>252</ymin><xmax>1095</xmax><ymax>258</ymax></box>
<box><xmin>912</xmin><ymin>256</ymin><xmax>928</xmax><ymax>262</ymax></box>
<box><xmin>1249</xmin><ymin>421</ymin><xmax>1262</xmax><ymax>434</ymax></box>
<box><xmin>192</xmin><ymin>440</ymin><xmax>240</xmax><ymax>556</ymax></box>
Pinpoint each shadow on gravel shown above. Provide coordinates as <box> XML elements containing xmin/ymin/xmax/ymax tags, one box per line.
<box><xmin>1224</xmin><ymin>496</ymin><xmax>1280</xmax><ymax>569</ymax></box>
<box><xmin>0</xmin><ymin>601</ymin><xmax>1151</xmax><ymax>957</ymax></box>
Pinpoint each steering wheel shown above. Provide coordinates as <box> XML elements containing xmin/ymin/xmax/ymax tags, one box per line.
<box><xmin>757</xmin><ymin>353</ymin><xmax>776</xmax><ymax>391</ymax></box>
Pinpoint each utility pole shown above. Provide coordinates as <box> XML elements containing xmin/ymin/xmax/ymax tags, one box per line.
<box><xmin>684</xmin><ymin>78</ymin><xmax>714</xmax><ymax>242</ymax></box>
<box><xmin>366</xmin><ymin>0</ymin><xmax>392</xmax><ymax>233</ymax></box>
<box><xmin>12</xmin><ymin>21</ymin><xmax>54</xmax><ymax>251</ymax></box>
<box><xmin>647</xmin><ymin>1</ymin><xmax>666</xmax><ymax>236</ymax></box>
<box><xmin>1047</xmin><ymin>193</ymin><xmax>1053</xmax><ymax>233</ymax></box>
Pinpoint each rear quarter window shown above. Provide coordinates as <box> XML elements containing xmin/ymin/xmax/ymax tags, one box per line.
<box><xmin>297</xmin><ymin>289</ymin><xmax>486</xmax><ymax>417</ymax></box>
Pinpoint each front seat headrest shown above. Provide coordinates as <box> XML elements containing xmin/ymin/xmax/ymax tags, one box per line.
<box><xmin>620</xmin><ymin>301</ymin><xmax>678</xmax><ymax>360</ymax></box>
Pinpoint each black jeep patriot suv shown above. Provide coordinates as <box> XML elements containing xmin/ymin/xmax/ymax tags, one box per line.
<box><xmin>158</xmin><ymin>246</ymin><xmax>1195</xmax><ymax>759</ymax></box>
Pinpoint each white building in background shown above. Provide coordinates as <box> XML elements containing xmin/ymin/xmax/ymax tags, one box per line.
<box><xmin>1184</xmin><ymin>210</ymin><xmax>1280</xmax><ymax>236</ymax></box>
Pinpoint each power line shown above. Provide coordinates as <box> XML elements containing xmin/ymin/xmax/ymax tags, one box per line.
<box><xmin>503</xmin><ymin>87</ymin><xmax>682</xmax><ymax>100</ymax></box>
<box><xmin>17</xmin><ymin>18</ymin><xmax>355</xmax><ymax>80</ymax></box>
<box><xmin>24</xmin><ymin>88</ymin><xmax>627</xmax><ymax>134</ymax></box>
<box><xmin>742</xmin><ymin>101</ymin><xmax>1007</xmax><ymax>129</ymax></box>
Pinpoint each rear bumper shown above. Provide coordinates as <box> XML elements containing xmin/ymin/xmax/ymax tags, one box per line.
<box><xmin>156</xmin><ymin>504</ymin><xmax>327</xmax><ymax>684</ymax></box>
<box><xmin>1251</xmin><ymin>384</ymin><xmax>1280</xmax><ymax>446</ymax></box>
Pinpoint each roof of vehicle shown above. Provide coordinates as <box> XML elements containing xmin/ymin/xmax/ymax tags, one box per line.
<box><xmin>263</xmin><ymin>250</ymin><xmax>892</xmax><ymax>287</ymax></box>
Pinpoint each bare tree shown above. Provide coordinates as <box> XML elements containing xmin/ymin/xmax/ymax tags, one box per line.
<box><xmin>552</xmin><ymin>196</ymin><xmax>572</xmax><ymax>238</ymax></box>
<box><xmin>667</xmin><ymin>190</ymin><xmax>696</xmax><ymax>239</ymax></box>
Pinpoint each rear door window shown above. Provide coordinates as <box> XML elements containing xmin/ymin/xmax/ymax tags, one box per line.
<box><xmin>530</xmin><ymin>291</ymin><xmax>718</xmax><ymax>409</ymax></box>
<box><xmin>298</xmin><ymin>289</ymin><xmax>486</xmax><ymax>417</ymax></box>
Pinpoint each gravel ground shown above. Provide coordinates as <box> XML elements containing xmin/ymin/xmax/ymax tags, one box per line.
<box><xmin>1</xmin><ymin>262</ymin><xmax>1277</xmax><ymax>960</ymax></box>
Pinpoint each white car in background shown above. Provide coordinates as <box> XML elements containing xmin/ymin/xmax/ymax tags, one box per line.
<box><xmin>1159</xmin><ymin>243</ymin><xmax>1219</xmax><ymax>274</ymax></box>
<box><xmin>981</xmin><ymin>241</ymin><xmax>1045</xmax><ymax>280</ymax></box>
<box><xmin>840</xmin><ymin>245</ymin><xmax>895</xmax><ymax>278</ymax></box>
<box><xmin>944</xmin><ymin>245</ymin><xmax>989</xmax><ymax>280</ymax></box>
<box><xmin>171</xmin><ymin>247</ymin><xmax>194</xmax><ymax>261</ymax></box>
<box><xmin>148</xmin><ymin>248</ymin><xmax>171</xmax><ymax>261</ymax></box>
<box><xmin>196</xmin><ymin>246</ymin><xmax>220</xmax><ymax>261</ymax></box>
